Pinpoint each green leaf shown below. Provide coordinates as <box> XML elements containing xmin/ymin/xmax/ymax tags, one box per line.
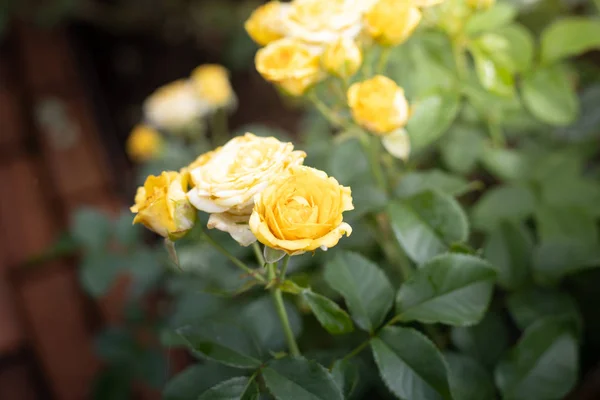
<box><xmin>465</xmin><ymin>3</ymin><xmax>517</xmax><ymax>35</ymax></box>
<box><xmin>470</xmin><ymin>40</ymin><xmax>514</xmax><ymax>97</ymax></box>
<box><xmin>521</xmin><ymin>65</ymin><xmax>578</xmax><ymax>126</ymax></box>
<box><xmin>533</xmin><ymin>240</ymin><xmax>600</xmax><ymax>285</ymax></box>
<box><xmin>535</xmin><ymin>205</ymin><xmax>598</xmax><ymax>246</ymax></box>
<box><xmin>540</xmin><ymin>17</ymin><xmax>600</xmax><ymax>64</ymax></box>
<box><xmin>451</xmin><ymin>312</ymin><xmax>510</xmax><ymax>369</ymax></box>
<box><xmin>495</xmin><ymin>24</ymin><xmax>534</xmax><ymax>73</ymax></box>
<box><xmin>347</xmin><ymin>184</ymin><xmax>388</xmax><ymax>221</ymax></box>
<box><xmin>388</xmin><ymin>190</ymin><xmax>469</xmax><ymax>264</ymax></box>
<box><xmin>329</xmin><ymin>138</ymin><xmax>369</xmax><ymax>185</ymax></box>
<box><xmin>484</xmin><ymin>220</ymin><xmax>533</xmax><ymax>290</ymax></box>
<box><xmin>507</xmin><ymin>288</ymin><xmax>582</xmax><ymax>331</ymax></box>
<box><xmin>495</xmin><ymin>317</ymin><xmax>579</xmax><ymax>400</ymax></box>
<box><xmin>163</xmin><ymin>364</ymin><xmax>241</xmax><ymax>400</ymax></box>
<box><xmin>371</xmin><ymin>326</ymin><xmax>452</xmax><ymax>400</ymax></box>
<box><xmin>395</xmin><ymin>170</ymin><xmax>472</xmax><ymax>198</ymax></box>
<box><xmin>331</xmin><ymin>359</ymin><xmax>359</xmax><ymax>399</ymax></box>
<box><xmin>396</xmin><ymin>254</ymin><xmax>496</xmax><ymax>326</ymax></box>
<box><xmin>113</xmin><ymin>210</ymin><xmax>140</xmax><ymax>247</ymax></box>
<box><xmin>79</xmin><ymin>253</ymin><xmax>123</xmax><ymax>297</ymax></box>
<box><xmin>406</xmin><ymin>92</ymin><xmax>461</xmax><ymax>150</ymax></box>
<box><xmin>323</xmin><ymin>251</ymin><xmax>394</xmax><ymax>332</ymax></box>
<box><xmin>262</xmin><ymin>357</ymin><xmax>343</xmax><ymax>400</ymax></box>
<box><xmin>471</xmin><ymin>185</ymin><xmax>536</xmax><ymax>231</ymax></box>
<box><xmin>177</xmin><ymin>324</ymin><xmax>262</xmax><ymax>369</ymax></box>
<box><xmin>445</xmin><ymin>353</ymin><xmax>496</xmax><ymax>400</ymax></box>
<box><xmin>70</xmin><ymin>207</ymin><xmax>112</xmax><ymax>252</ymax></box>
<box><xmin>302</xmin><ymin>290</ymin><xmax>354</xmax><ymax>335</ymax></box>
<box><xmin>480</xmin><ymin>146</ymin><xmax>528</xmax><ymax>182</ymax></box>
<box><xmin>264</xmin><ymin>247</ymin><xmax>286</xmax><ymax>264</ymax></box>
<box><xmin>198</xmin><ymin>377</ymin><xmax>258</xmax><ymax>400</ymax></box>
<box><xmin>440</xmin><ymin>125</ymin><xmax>485</xmax><ymax>174</ymax></box>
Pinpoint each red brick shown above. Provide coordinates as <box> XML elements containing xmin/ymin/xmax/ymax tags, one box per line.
<box><xmin>0</xmin><ymin>270</ymin><xmax>24</xmax><ymax>354</ymax></box>
<box><xmin>18</xmin><ymin>264</ymin><xmax>100</xmax><ymax>400</ymax></box>
<box><xmin>0</xmin><ymin>89</ymin><xmax>25</xmax><ymax>153</ymax></box>
<box><xmin>15</xmin><ymin>23</ymin><xmax>78</xmax><ymax>92</ymax></box>
<box><xmin>0</xmin><ymin>360</ymin><xmax>39</xmax><ymax>400</ymax></box>
<box><xmin>33</xmin><ymin>95</ymin><xmax>112</xmax><ymax>199</ymax></box>
<box><xmin>0</xmin><ymin>157</ymin><xmax>57</xmax><ymax>268</ymax></box>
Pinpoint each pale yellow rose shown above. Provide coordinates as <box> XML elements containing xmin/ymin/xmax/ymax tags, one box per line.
<box><xmin>245</xmin><ymin>1</ymin><xmax>291</xmax><ymax>46</ymax></box>
<box><xmin>187</xmin><ymin>133</ymin><xmax>306</xmax><ymax>245</ymax></box>
<box><xmin>364</xmin><ymin>0</ymin><xmax>422</xmax><ymax>46</ymax></box>
<box><xmin>347</xmin><ymin>75</ymin><xmax>410</xmax><ymax>135</ymax></box>
<box><xmin>283</xmin><ymin>0</ymin><xmax>365</xmax><ymax>46</ymax></box>
<box><xmin>466</xmin><ymin>0</ymin><xmax>495</xmax><ymax>9</ymax></box>
<box><xmin>249</xmin><ymin>166</ymin><xmax>353</xmax><ymax>255</ymax></box>
<box><xmin>322</xmin><ymin>38</ymin><xmax>363</xmax><ymax>79</ymax></box>
<box><xmin>143</xmin><ymin>80</ymin><xmax>210</xmax><ymax>130</ymax></box>
<box><xmin>131</xmin><ymin>171</ymin><xmax>196</xmax><ymax>239</ymax></box>
<box><xmin>190</xmin><ymin>64</ymin><xmax>236</xmax><ymax>110</ymax></box>
<box><xmin>255</xmin><ymin>38</ymin><xmax>322</xmax><ymax>96</ymax></box>
<box><xmin>126</xmin><ymin>124</ymin><xmax>163</xmax><ymax>162</ymax></box>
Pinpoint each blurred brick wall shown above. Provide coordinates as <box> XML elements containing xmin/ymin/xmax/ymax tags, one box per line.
<box><xmin>0</xmin><ymin>22</ymin><xmax>157</xmax><ymax>399</ymax></box>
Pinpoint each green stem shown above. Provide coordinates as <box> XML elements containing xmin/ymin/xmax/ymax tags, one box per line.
<box><xmin>267</xmin><ymin>262</ymin><xmax>300</xmax><ymax>356</ymax></box>
<box><xmin>340</xmin><ymin>339</ymin><xmax>371</xmax><ymax>364</ymax></box>
<box><xmin>202</xmin><ymin>232</ymin><xmax>265</xmax><ymax>283</ymax></box>
<box><xmin>279</xmin><ymin>255</ymin><xmax>290</xmax><ymax>280</ymax></box>
<box><xmin>377</xmin><ymin>46</ymin><xmax>392</xmax><ymax>74</ymax></box>
<box><xmin>487</xmin><ymin>119</ymin><xmax>506</xmax><ymax>147</ymax></box>
<box><xmin>252</xmin><ymin>242</ymin><xmax>265</xmax><ymax>267</ymax></box>
<box><xmin>358</xmin><ymin>133</ymin><xmax>387</xmax><ymax>194</ymax></box>
<box><xmin>452</xmin><ymin>38</ymin><xmax>468</xmax><ymax>81</ymax></box>
<box><xmin>308</xmin><ymin>92</ymin><xmax>354</xmax><ymax>132</ymax></box>
<box><xmin>210</xmin><ymin>109</ymin><xmax>229</xmax><ymax>146</ymax></box>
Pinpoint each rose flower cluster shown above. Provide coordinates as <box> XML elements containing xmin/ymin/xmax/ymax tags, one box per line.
<box><xmin>131</xmin><ymin>133</ymin><xmax>354</xmax><ymax>255</ymax></box>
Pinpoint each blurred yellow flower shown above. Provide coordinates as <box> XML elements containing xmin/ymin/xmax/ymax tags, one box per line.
<box><xmin>347</xmin><ymin>75</ymin><xmax>410</xmax><ymax>135</ymax></box>
<box><xmin>283</xmin><ymin>0</ymin><xmax>364</xmax><ymax>46</ymax></box>
<box><xmin>249</xmin><ymin>165</ymin><xmax>353</xmax><ymax>255</ymax></box>
<box><xmin>143</xmin><ymin>80</ymin><xmax>209</xmax><ymax>131</ymax></box>
<box><xmin>255</xmin><ymin>38</ymin><xmax>322</xmax><ymax>96</ymax></box>
<box><xmin>187</xmin><ymin>133</ymin><xmax>306</xmax><ymax>245</ymax></box>
<box><xmin>245</xmin><ymin>1</ymin><xmax>291</xmax><ymax>46</ymax></box>
<box><xmin>191</xmin><ymin>64</ymin><xmax>236</xmax><ymax>109</ymax></box>
<box><xmin>322</xmin><ymin>38</ymin><xmax>362</xmax><ymax>79</ymax></box>
<box><xmin>131</xmin><ymin>171</ymin><xmax>196</xmax><ymax>239</ymax></box>
<box><xmin>413</xmin><ymin>0</ymin><xmax>445</xmax><ymax>7</ymax></box>
<box><xmin>364</xmin><ymin>0</ymin><xmax>422</xmax><ymax>46</ymax></box>
<box><xmin>466</xmin><ymin>0</ymin><xmax>495</xmax><ymax>9</ymax></box>
<box><xmin>126</xmin><ymin>124</ymin><xmax>162</xmax><ymax>162</ymax></box>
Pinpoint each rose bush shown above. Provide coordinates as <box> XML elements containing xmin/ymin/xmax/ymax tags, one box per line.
<box><xmin>58</xmin><ymin>0</ymin><xmax>600</xmax><ymax>399</ymax></box>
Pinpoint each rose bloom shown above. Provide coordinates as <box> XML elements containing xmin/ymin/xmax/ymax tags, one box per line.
<box><xmin>364</xmin><ymin>0</ymin><xmax>422</xmax><ymax>46</ymax></box>
<box><xmin>191</xmin><ymin>64</ymin><xmax>236</xmax><ymax>110</ymax></box>
<box><xmin>347</xmin><ymin>75</ymin><xmax>410</xmax><ymax>135</ymax></box>
<box><xmin>186</xmin><ymin>133</ymin><xmax>306</xmax><ymax>245</ymax></box>
<box><xmin>255</xmin><ymin>38</ymin><xmax>322</xmax><ymax>96</ymax></box>
<box><xmin>283</xmin><ymin>0</ymin><xmax>367</xmax><ymax>46</ymax></box>
<box><xmin>143</xmin><ymin>80</ymin><xmax>209</xmax><ymax>131</ymax></box>
<box><xmin>245</xmin><ymin>1</ymin><xmax>291</xmax><ymax>46</ymax></box>
<box><xmin>250</xmin><ymin>165</ymin><xmax>353</xmax><ymax>255</ymax></box>
<box><xmin>322</xmin><ymin>38</ymin><xmax>363</xmax><ymax>79</ymax></box>
<box><xmin>126</xmin><ymin>124</ymin><xmax>163</xmax><ymax>162</ymax></box>
<box><xmin>131</xmin><ymin>171</ymin><xmax>196</xmax><ymax>239</ymax></box>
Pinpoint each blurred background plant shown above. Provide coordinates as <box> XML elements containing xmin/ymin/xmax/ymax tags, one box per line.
<box><xmin>10</xmin><ymin>0</ymin><xmax>600</xmax><ymax>398</ymax></box>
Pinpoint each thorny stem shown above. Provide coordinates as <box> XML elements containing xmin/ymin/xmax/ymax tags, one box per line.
<box><xmin>267</xmin><ymin>262</ymin><xmax>301</xmax><ymax>357</ymax></box>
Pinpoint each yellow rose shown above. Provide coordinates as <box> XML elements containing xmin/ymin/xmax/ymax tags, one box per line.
<box><xmin>131</xmin><ymin>171</ymin><xmax>196</xmax><ymax>239</ymax></box>
<box><xmin>255</xmin><ymin>38</ymin><xmax>322</xmax><ymax>96</ymax></box>
<box><xmin>322</xmin><ymin>38</ymin><xmax>363</xmax><ymax>79</ymax></box>
<box><xmin>466</xmin><ymin>0</ymin><xmax>495</xmax><ymax>9</ymax></box>
<box><xmin>413</xmin><ymin>0</ymin><xmax>445</xmax><ymax>7</ymax></box>
<box><xmin>283</xmin><ymin>0</ymin><xmax>366</xmax><ymax>46</ymax></box>
<box><xmin>126</xmin><ymin>124</ymin><xmax>163</xmax><ymax>162</ymax></box>
<box><xmin>249</xmin><ymin>166</ymin><xmax>353</xmax><ymax>255</ymax></box>
<box><xmin>364</xmin><ymin>0</ymin><xmax>422</xmax><ymax>46</ymax></box>
<box><xmin>347</xmin><ymin>75</ymin><xmax>410</xmax><ymax>135</ymax></box>
<box><xmin>187</xmin><ymin>133</ymin><xmax>306</xmax><ymax>245</ymax></box>
<box><xmin>245</xmin><ymin>1</ymin><xmax>291</xmax><ymax>46</ymax></box>
<box><xmin>143</xmin><ymin>80</ymin><xmax>209</xmax><ymax>131</ymax></box>
<box><xmin>191</xmin><ymin>64</ymin><xmax>236</xmax><ymax>109</ymax></box>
